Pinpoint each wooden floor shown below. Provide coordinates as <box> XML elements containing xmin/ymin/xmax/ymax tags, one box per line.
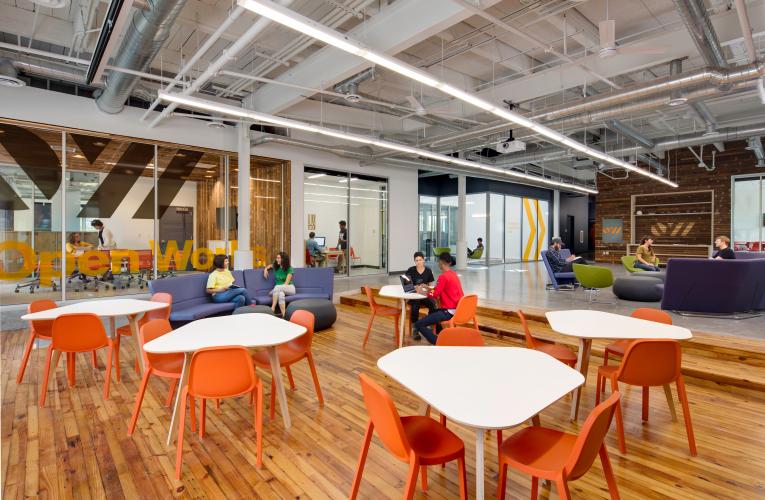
<box><xmin>2</xmin><ymin>305</ymin><xmax>765</xmax><ymax>499</ymax></box>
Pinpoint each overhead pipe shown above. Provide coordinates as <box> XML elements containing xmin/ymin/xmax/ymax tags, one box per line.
<box><xmin>334</xmin><ymin>67</ymin><xmax>375</xmax><ymax>95</ymax></box>
<box><xmin>606</xmin><ymin>120</ymin><xmax>654</xmax><ymax>149</ymax></box>
<box><xmin>672</xmin><ymin>0</ymin><xmax>728</xmax><ymax>67</ymax></box>
<box><xmin>746</xmin><ymin>136</ymin><xmax>765</xmax><ymax>166</ymax></box>
<box><xmin>733</xmin><ymin>0</ymin><xmax>757</xmax><ymax>63</ymax></box>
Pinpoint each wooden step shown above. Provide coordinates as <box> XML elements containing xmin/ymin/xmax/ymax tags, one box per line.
<box><xmin>340</xmin><ymin>290</ymin><xmax>765</xmax><ymax>391</ymax></box>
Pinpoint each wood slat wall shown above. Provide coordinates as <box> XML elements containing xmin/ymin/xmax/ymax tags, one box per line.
<box><xmin>595</xmin><ymin>140</ymin><xmax>763</xmax><ymax>263</ymax></box>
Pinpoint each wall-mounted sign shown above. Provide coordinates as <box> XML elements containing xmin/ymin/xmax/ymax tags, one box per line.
<box><xmin>307</xmin><ymin>213</ymin><xmax>316</xmax><ymax>231</ymax></box>
<box><xmin>602</xmin><ymin>218</ymin><xmax>623</xmax><ymax>243</ymax></box>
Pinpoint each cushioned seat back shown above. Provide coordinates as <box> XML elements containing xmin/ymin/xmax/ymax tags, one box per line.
<box><xmin>149</xmin><ymin>273</ymin><xmax>210</xmax><ymax>309</ymax></box>
<box><xmin>621</xmin><ymin>255</ymin><xmax>638</xmax><ymax>272</ymax></box>
<box><xmin>292</xmin><ymin>268</ymin><xmax>333</xmax><ymax>299</ymax></box>
<box><xmin>573</xmin><ymin>264</ymin><xmax>614</xmax><ymax>288</ymax></box>
<box><xmin>243</xmin><ymin>268</ymin><xmax>275</xmax><ymax>297</ymax></box>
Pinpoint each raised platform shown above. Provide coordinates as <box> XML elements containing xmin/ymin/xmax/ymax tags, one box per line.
<box><xmin>341</xmin><ymin>286</ymin><xmax>765</xmax><ymax>391</ymax></box>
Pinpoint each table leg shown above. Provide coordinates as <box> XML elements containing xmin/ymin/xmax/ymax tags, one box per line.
<box><xmin>475</xmin><ymin>428</ymin><xmax>485</xmax><ymax>500</ymax></box>
<box><xmin>108</xmin><ymin>317</ymin><xmax>116</xmax><ymax>339</ymax></box>
<box><xmin>166</xmin><ymin>353</ymin><xmax>191</xmax><ymax>446</ymax></box>
<box><xmin>398</xmin><ymin>299</ymin><xmax>407</xmax><ymax>349</ymax></box>
<box><xmin>663</xmin><ymin>384</ymin><xmax>678</xmax><ymax>422</ymax></box>
<box><xmin>570</xmin><ymin>338</ymin><xmax>592</xmax><ymax>421</ymax></box>
<box><xmin>268</xmin><ymin>346</ymin><xmax>291</xmax><ymax>428</ymax></box>
<box><xmin>128</xmin><ymin>316</ymin><xmax>145</xmax><ymax>374</ymax></box>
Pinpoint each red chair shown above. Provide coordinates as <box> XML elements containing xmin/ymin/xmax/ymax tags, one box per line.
<box><xmin>362</xmin><ymin>286</ymin><xmax>401</xmax><ymax>347</ymax></box>
<box><xmin>305</xmin><ymin>247</ymin><xmax>313</xmax><ymax>267</ymax></box>
<box><xmin>350</xmin><ymin>373</ymin><xmax>468</xmax><ymax>499</ymax></box>
<box><xmin>442</xmin><ymin>294</ymin><xmax>479</xmax><ymax>330</ymax></box>
<box><xmin>114</xmin><ymin>292</ymin><xmax>172</xmax><ymax>381</ymax></box>
<box><xmin>127</xmin><ymin>319</ymin><xmax>184</xmax><ymax>435</ymax></box>
<box><xmin>175</xmin><ymin>346</ymin><xmax>264</xmax><ymax>479</ymax></box>
<box><xmin>497</xmin><ymin>392</ymin><xmax>621</xmax><ymax>500</ymax></box>
<box><xmin>39</xmin><ymin>313</ymin><xmax>114</xmax><ymax>406</ymax></box>
<box><xmin>518</xmin><ymin>310</ymin><xmax>577</xmax><ymax>367</ymax></box>
<box><xmin>596</xmin><ymin>339</ymin><xmax>696</xmax><ymax>456</ymax></box>
<box><xmin>252</xmin><ymin>310</ymin><xmax>323</xmax><ymax>420</ymax></box>
<box><xmin>603</xmin><ymin>308</ymin><xmax>672</xmax><ymax>367</ymax></box>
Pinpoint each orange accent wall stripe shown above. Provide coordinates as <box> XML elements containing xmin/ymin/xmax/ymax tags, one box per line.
<box><xmin>536</xmin><ymin>200</ymin><xmax>546</xmax><ymax>260</ymax></box>
<box><xmin>522</xmin><ymin>198</ymin><xmax>536</xmax><ymax>261</ymax></box>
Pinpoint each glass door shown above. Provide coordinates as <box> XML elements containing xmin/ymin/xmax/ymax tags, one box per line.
<box><xmin>303</xmin><ymin>168</ymin><xmax>349</xmax><ymax>275</ymax></box>
<box><xmin>505</xmin><ymin>196</ymin><xmax>522</xmax><ymax>262</ymax></box>
<box><xmin>419</xmin><ymin>195</ymin><xmax>438</xmax><ymax>260</ymax></box>
<box><xmin>349</xmin><ymin>174</ymin><xmax>388</xmax><ymax>277</ymax></box>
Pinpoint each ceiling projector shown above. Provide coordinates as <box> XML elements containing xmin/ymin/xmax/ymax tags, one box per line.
<box><xmin>495</xmin><ymin>139</ymin><xmax>526</xmax><ymax>154</ymax></box>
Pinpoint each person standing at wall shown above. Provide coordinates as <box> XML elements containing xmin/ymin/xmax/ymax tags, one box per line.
<box><xmin>337</xmin><ymin>220</ymin><xmax>348</xmax><ymax>274</ymax></box>
<box><xmin>635</xmin><ymin>236</ymin><xmax>661</xmax><ymax>271</ymax></box>
<box><xmin>405</xmin><ymin>251</ymin><xmax>436</xmax><ymax>340</ymax></box>
<box><xmin>91</xmin><ymin>220</ymin><xmax>116</xmax><ymax>250</ymax></box>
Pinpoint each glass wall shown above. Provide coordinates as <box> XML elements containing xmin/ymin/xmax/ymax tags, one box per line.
<box><xmin>732</xmin><ymin>175</ymin><xmax>764</xmax><ymax>251</ymax></box>
<box><xmin>439</xmin><ymin>196</ymin><xmax>458</xmax><ymax>252</ymax></box>
<box><xmin>303</xmin><ymin>167</ymin><xmax>388</xmax><ymax>277</ymax></box>
<box><xmin>418</xmin><ymin>195</ymin><xmax>437</xmax><ymax>259</ymax></box>
<box><xmin>466</xmin><ymin>193</ymin><xmax>486</xmax><ymax>262</ymax></box>
<box><xmin>0</xmin><ymin>121</ymin><xmax>288</xmax><ymax>305</ymax></box>
<box><xmin>488</xmin><ymin>193</ymin><xmax>504</xmax><ymax>264</ymax></box>
<box><xmin>505</xmin><ymin>196</ymin><xmax>522</xmax><ymax>261</ymax></box>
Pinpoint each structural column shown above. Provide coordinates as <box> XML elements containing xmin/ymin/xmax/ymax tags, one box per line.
<box><xmin>456</xmin><ymin>175</ymin><xmax>467</xmax><ymax>270</ymax></box>
<box><xmin>553</xmin><ymin>190</ymin><xmax>560</xmax><ymax>238</ymax></box>
<box><xmin>234</xmin><ymin>123</ymin><xmax>253</xmax><ymax>269</ymax></box>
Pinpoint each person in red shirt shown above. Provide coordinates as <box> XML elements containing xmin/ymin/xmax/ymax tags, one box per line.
<box><xmin>414</xmin><ymin>251</ymin><xmax>464</xmax><ymax>344</ymax></box>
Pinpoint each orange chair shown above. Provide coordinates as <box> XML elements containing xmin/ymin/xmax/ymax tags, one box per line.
<box><xmin>596</xmin><ymin>339</ymin><xmax>696</xmax><ymax>456</ymax></box>
<box><xmin>362</xmin><ymin>285</ymin><xmax>401</xmax><ymax>347</ymax></box>
<box><xmin>114</xmin><ymin>292</ymin><xmax>172</xmax><ymax>381</ymax></box>
<box><xmin>442</xmin><ymin>294</ymin><xmax>479</xmax><ymax>330</ymax></box>
<box><xmin>175</xmin><ymin>346</ymin><xmax>264</xmax><ymax>479</ymax></box>
<box><xmin>350</xmin><ymin>373</ymin><xmax>468</xmax><ymax>499</ymax></box>
<box><xmin>252</xmin><ymin>310</ymin><xmax>324</xmax><ymax>420</ymax></box>
<box><xmin>603</xmin><ymin>308</ymin><xmax>672</xmax><ymax>367</ymax></box>
<box><xmin>127</xmin><ymin>319</ymin><xmax>184</xmax><ymax>435</ymax></box>
<box><xmin>497</xmin><ymin>391</ymin><xmax>621</xmax><ymax>500</ymax></box>
<box><xmin>435</xmin><ymin>326</ymin><xmax>484</xmax><ymax>347</ymax></box>
<box><xmin>518</xmin><ymin>310</ymin><xmax>577</xmax><ymax>368</ymax></box>
<box><xmin>39</xmin><ymin>313</ymin><xmax>114</xmax><ymax>407</ymax></box>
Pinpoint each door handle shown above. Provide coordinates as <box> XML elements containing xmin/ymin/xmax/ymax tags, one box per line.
<box><xmin>579</xmin><ymin>230</ymin><xmax>584</xmax><ymax>244</ymax></box>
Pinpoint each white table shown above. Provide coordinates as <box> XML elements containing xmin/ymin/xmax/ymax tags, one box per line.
<box><xmin>545</xmin><ymin>309</ymin><xmax>693</xmax><ymax>421</ymax></box>
<box><xmin>378</xmin><ymin>285</ymin><xmax>426</xmax><ymax>348</ymax></box>
<box><xmin>21</xmin><ymin>298</ymin><xmax>169</xmax><ymax>375</ymax></box>
<box><xmin>378</xmin><ymin>346</ymin><xmax>584</xmax><ymax>500</ymax></box>
<box><xmin>143</xmin><ymin>313</ymin><xmax>306</xmax><ymax>445</ymax></box>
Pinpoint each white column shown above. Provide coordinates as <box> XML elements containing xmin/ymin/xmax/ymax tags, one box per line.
<box><xmin>553</xmin><ymin>190</ymin><xmax>560</xmax><ymax>238</ymax></box>
<box><xmin>456</xmin><ymin>175</ymin><xmax>467</xmax><ymax>270</ymax></box>
<box><xmin>234</xmin><ymin>123</ymin><xmax>252</xmax><ymax>269</ymax></box>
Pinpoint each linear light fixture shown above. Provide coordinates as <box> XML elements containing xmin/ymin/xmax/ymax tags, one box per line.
<box><xmin>236</xmin><ymin>0</ymin><xmax>677</xmax><ymax>188</ymax></box>
<box><xmin>157</xmin><ymin>91</ymin><xmax>597</xmax><ymax>194</ymax></box>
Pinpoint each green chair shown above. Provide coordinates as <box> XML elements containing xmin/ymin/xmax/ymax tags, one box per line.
<box><xmin>573</xmin><ymin>264</ymin><xmax>615</xmax><ymax>303</ymax></box>
<box><xmin>621</xmin><ymin>255</ymin><xmax>660</xmax><ymax>273</ymax></box>
<box><xmin>468</xmin><ymin>247</ymin><xmax>484</xmax><ymax>259</ymax></box>
<box><xmin>433</xmin><ymin>247</ymin><xmax>451</xmax><ymax>257</ymax></box>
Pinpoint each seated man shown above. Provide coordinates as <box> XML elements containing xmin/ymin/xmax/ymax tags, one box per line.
<box><xmin>306</xmin><ymin>232</ymin><xmax>324</xmax><ymax>267</ymax></box>
<box><xmin>548</xmin><ymin>236</ymin><xmax>587</xmax><ymax>273</ymax></box>
<box><xmin>405</xmin><ymin>251</ymin><xmax>437</xmax><ymax>340</ymax></box>
<box><xmin>712</xmin><ymin>235</ymin><xmax>736</xmax><ymax>260</ymax></box>
<box><xmin>414</xmin><ymin>252</ymin><xmax>464</xmax><ymax>345</ymax></box>
<box><xmin>467</xmin><ymin>237</ymin><xmax>484</xmax><ymax>258</ymax></box>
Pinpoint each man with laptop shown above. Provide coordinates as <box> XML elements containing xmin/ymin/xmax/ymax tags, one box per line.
<box><xmin>306</xmin><ymin>232</ymin><xmax>325</xmax><ymax>267</ymax></box>
<box><xmin>412</xmin><ymin>251</ymin><xmax>464</xmax><ymax>345</ymax></box>
<box><xmin>400</xmin><ymin>251</ymin><xmax>437</xmax><ymax>340</ymax></box>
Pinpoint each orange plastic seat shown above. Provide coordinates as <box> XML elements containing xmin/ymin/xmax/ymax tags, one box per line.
<box><xmin>114</xmin><ymin>292</ymin><xmax>172</xmax><ymax>381</ymax></box>
<box><xmin>603</xmin><ymin>308</ymin><xmax>672</xmax><ymax>366</ymax></box>
<box><xmin>435</xmin><ymin>327</ymin><xmax>484</xmax><ymax>347</ymax></box>
<box><xmin>252</xmin><ymin>310</ymin><xmax>324</xmax><ymax>421</ymax></box>
<box><xmin>362</xmin><ymin>285</ymin><xmax>401</xmax><ymax>347</ymax></box>
<box><xmin>497</xmin><ymin>392</ymin><xmax>621</xmax><ymax>500</ymax></box>
<box><xmin>350</xmin><ymin>374</ymin><xmax>467</xmax><ymax>499</ymax></box>
<box><xmin>39</xmin><ymin>313</ymin><xmax>114</xmax><ymax>407</ymax></box>
<box><xmin>596</xmin><ymin>339</ymin><xmax>696</xmax><ymax>456</ymax></box>
<box><xmin>519</xmin><ymin>310</ymin><xmax>577</xmax><ymax>367</ymax></box>
<box><xmin>441</xmin><ymin>294</ymin><xmax>479</xmax><ymax>330</ymax></box>
<box><xmin>127</xmin><ymin>319</ymin><xmax>185</xmax><ymax>435</ymax></box>
<box><xmin>175</xmin><ymin>346</ymin><xmax>264</xmax><ymax>479</ymax></box>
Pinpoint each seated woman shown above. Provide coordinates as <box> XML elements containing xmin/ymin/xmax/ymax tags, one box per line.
<box><xmin>66</xmin><ymin>232</ymin><xmax>93</xmax><ymax>278</ymax></box>
<box><xmin>263</xmin><ymin>252</ymin><xmax>295</xmax><ymax>316</ymax></box>
<box><xmin>206</xmin><ymin>254</ymin><xmax>252</xmax><ymax>309</ymax></box>
<box><xmin>635</xmin><ymin>236</ymin><xmax>660</xmax><ymax>271</ymax></box>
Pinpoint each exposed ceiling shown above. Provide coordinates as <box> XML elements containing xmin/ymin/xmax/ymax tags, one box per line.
<box><xmin>1</xmin><ymin>0</ymin><xmax>764</xmax><ymax>189</ymax></box>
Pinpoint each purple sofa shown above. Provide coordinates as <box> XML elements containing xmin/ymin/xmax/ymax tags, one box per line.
<box><xmin>149</xmin><ymin>267</ymin><xmax>334</xmax><ymax>324</ymax></box>
<box><xmin>660</xmin><ymin>258</ymin><xmax>765</xmax><ymax>315</ymax></box>
<box><xmin>734</xmin><ymin>251</ymin><xmax>765</xmax><ymax>260</ymax></box>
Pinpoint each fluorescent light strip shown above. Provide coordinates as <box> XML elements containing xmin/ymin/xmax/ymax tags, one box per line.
<box><xmin>158</xmin><ymin>92</ymin><xmax>597</xmax><ymax>194</ymax></box>
<box><xmin>237</xmin><ymin>0</ymin><xmax>676</xmax><ymax>189</ymax></box>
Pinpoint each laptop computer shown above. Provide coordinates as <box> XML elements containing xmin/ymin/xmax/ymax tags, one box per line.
<box><xmin>399</xmin><ymin>274</ymin><xmax>416</xmax><ymax>293</ymax></box>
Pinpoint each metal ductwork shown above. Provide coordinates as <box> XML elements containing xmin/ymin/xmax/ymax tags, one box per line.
<box><xmin>746</xmin><ymin>136</ymin><xmax>765</xmax><ymax>167</ymax></box>
<box><xmin>11</xmin><ymin>59</ymin><xmax>86</xmax><ymax>84</ymax></box>
<box><xmin>334</xmin><ymin>67</ymin><xmax>375</xmax><ymax>96</ymax></box>
<box><xmin>606</xmin><ymin>120</ymin><xmax>654</xmax><ymax>149</ymax></box>
<box><xmin>95</xmin><ymin>0</ymin><xmax>189</xmax><ymax>114</ymax></box>
<box><xmin>0</xmin><ymin>58</ymin><xmax>26</xmax><ymax>87</ymax></box>
<box><xmin>251</xmin><ymin>136</ymin><xmax>374</xmax><ymax>160</ymax></box>
<box><xmin>672</xmin><ymin>0</ymin><xmax>728</xmax><ymax>67</ymax></box>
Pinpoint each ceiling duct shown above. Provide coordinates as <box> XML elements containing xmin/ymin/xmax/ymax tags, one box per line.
<box><xmin>746</xmin><ymin>136</ymin><xmax>765</xmax><ymax>167</ymax></box>
<box><xmin>0</xmin><ymin>58</ymin><xmax>25</xmax><ymax>87</ymax></box>
<box><xmin>672</xmin><ymin>0</ymin><xmax>728</xmax><ymax>68</ymax></box>
<box><xmin>95</xmin><ymin>0</ymin><xmax>190</xmax><ymax>113</ymax></box>
<box><xmin>335</xmin><ymin>67</ymin><xmax>375</xmax><ymax>103</ymax></box>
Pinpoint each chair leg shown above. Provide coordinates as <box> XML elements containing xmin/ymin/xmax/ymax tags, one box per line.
<box><xmin>306</xmin><ymin>354</ymin><xmax>324</xmax><ymax>407</ymax></box>
<box><xmin>403</xmin><ymin>455</ymin><xmax>419</xmax><ymax>500</ymax></box>
<box><xmin>420</xmin><ymin>465</ymin><xmax>428</xmax><ymax>491</ymax></box>
<box><xmin>642</xmin><ymin>386</ymin><xmax>649</xmax><ymax>422</ymax></box>
<box><xmin>496</xmin><ymin>429</ymin><xmax>503</xmax><ymax>455</ymax></box>
<box><xmin>254</xmin><ymin>381</ymin><xmax>264</xmax><ymax>468</ymax></box>
<box><xmin>215</xmin><ymin>399</ymin><xmax>220</xmax><ymax>411</ymax></box>
<box><xmin>39</xmin><ymin>346</ymin><xmax>58</xmax><ymax>407</ymax></box>
<box><xmin>496</xmin><ymin>462</ymin><xmax>508</xmax><ymax>500</ymax></box>
<box><xmin>269</xmin><ymin>376</ymin><xmax>277</xmax><ymax>422</ymax></box>
<box><xmin>599</xmin><ymin>444</ymin><xmax>621</xmax><ymax>499</ymax></box>
<box><xmin>189</xmin><ymin>396</ymin><xmax>197</xmax><ymax>433</ymax></box>
<box><xmin>457</xmin><ymin>455</ymin><xmax>468</xmax><ymax>500</ymax></box>
<box><xmin>16</xmin><ymin>332</ymin><xmax>36</xmax><ymax>384</ymax></box>
<box><xmin>66</xmin><ymin>352</ymin><xmax>75</xmax><ymax>387</ymax></box>
<box><xmin>393</xmin><ymin>315</ymin><xmax>400</xmax><ymax>347</ymax></box>
<box><xmin>595</xmin><ymin>374</ymin><xmax>602</xmax><ymax>405</ymax></box>
<box><xmin>199</xmin><ymin>399</ymin><xmax>206</xmax><ymax>438</ymax></box>
<box><xmin>103</xmin><ymin>346</ymin><xmax>113</xmax><ymax>399</ymax></box>
<box><xmin>362</xmin><ymin>313</ymin><xmax>375</xmax><ymax>347</ymax></box>
<box><xmin>531</xmin><ymin>476</ymin><xmax>539</xmax><ymax>499</ymax></box>
<box><xmin>114</xmin><ymin>333</ymin><xmax>122</xmax><ymax>382</ymax></box>
<box><xmin>91</xmin><ymin>350</ymin><xmax>97</xmax><ymax>369</ymax></box>
<box><xmin>175</xmin><ymin>388</ymin><xmax>188</xmax><ymax>480</ymax></box>
<box><xmin>128</xmin><ymin>369</ymin><xmax>152</xmax><ymax>435</ymax></box>
<box><xmin>611</xmin><ymin>377</ymin><xmax>626</xmax><ymax>454</ymax></box>
<box><xmin>286</xmin><ymin>366</ymin><xmax>296</xmax><ymax>391</ymax></box>
<box><xmin>676</xmin><ymin>376</ymin><xmax>697</xmax><ymax>456</ymax></box>
<box><xmin>349</xmin><ymin>420</ymin><xmax>374</xmax><ymax>499</ymax></box>
<box><xmin>165</xmin><ymin>379</ymin><xmax>178</xmax><ymax>407</ymax></box>
<box><xmin>555</xmin><ymin>477</ymin><xmax>571</xmax><ymax>500</ymax></box>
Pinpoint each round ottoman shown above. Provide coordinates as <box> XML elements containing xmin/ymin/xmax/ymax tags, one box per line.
<box><xmin>631</xmin><ymin>271</ymin><xmax>666</xmax><ymax>282</ymax></box>
<box><xmin>285</xmin><ymin>299</ymin><xmax>337</xmax><ymax>330</ymax></box>
<box><xmin>613</xmin><ymin>275</ymin><xmax>664</xmax><ymax>302</ymax></box>
<box><xmin>233</xmin><ymin>305</ymin><xmax>275</xmax><ymax>315</ymax></box>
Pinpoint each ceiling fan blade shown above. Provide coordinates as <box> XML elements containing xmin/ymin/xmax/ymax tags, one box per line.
<box><xmin>599</xmin><ymin>19</ymin><xmax>616</xmax><ymax>49</ymax></box>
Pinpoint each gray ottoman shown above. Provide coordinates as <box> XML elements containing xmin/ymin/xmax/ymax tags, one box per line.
<box><xmin>233</xmin><ymin>305</ymin><xmax>275</xmax><ymax>315</ymax></box>
<box><xmin>285</xmin><ymin>299</ymin><xmax>337</xmax><ymax>330</ymax></box>
<box><xmin>631</xmin><ymin>271</ymin><xmax>666</xmax><ymax>282</ymax></box>
<box><xmin>613</xmin><ymin>275</ymin><xmax>664</xmax><ymax>302</ymax></box>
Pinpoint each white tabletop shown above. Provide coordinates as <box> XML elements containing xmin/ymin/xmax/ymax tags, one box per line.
<box><xmin>545</xmin><ymin>310</ymin><xmax>692</xmax><ymax>340</ymax></box>
<box><xmin>378</xmin><ymin>346</ymin><xmax>584</xmax><ymax>429</ymax></box>
<box><xmin>378</xmin><ymin>284</ymin><xmax>426</xmax><ymax>301</ymax></box>
<box><xmin>144</xmin><ymin>313</ymin><xmax>306</xmax><ymax>354</ymax></box>
<box><xmin>21</xmin><ymin>298</ymin><xmax>169</xmax><ymax>321</ymax></box>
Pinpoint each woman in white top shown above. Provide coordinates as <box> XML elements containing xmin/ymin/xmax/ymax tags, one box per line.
<box><xmin>90</xmin><ymin>219</ymin><xmax>116</xmax><ymax>249</ymax></box>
